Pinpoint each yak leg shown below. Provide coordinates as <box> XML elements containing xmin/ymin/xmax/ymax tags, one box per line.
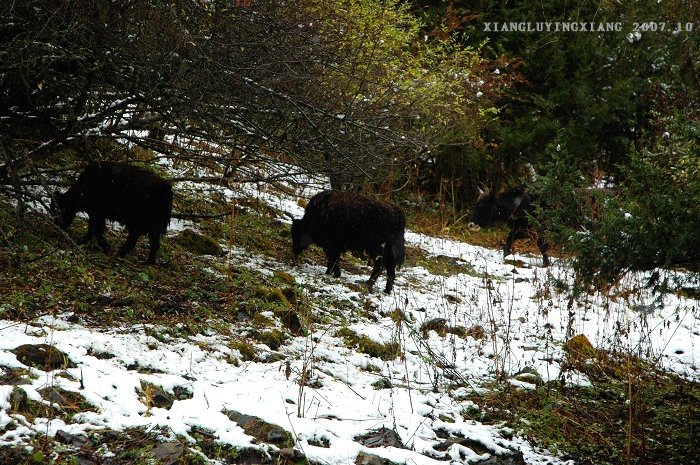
<box><xmin>537</xmin><ymin>236</ymin><xmax>550</xmax><ymax>266</ymax></box>
<box><xmin>79</xmin><ymin>222</ymin><xmax>93</xmax><ymax>244</ymax></box>
<box><xmin>324</xmin><ymin>249</ymin><xmax>342</xmax><ymax>277</ymax></box>
<box><xmin>382</xmin><ymin>253</ymin><xmax>397</xmax><ymax>294</ymax></box>
<box><xmin>368</xmin><ymin>247</ymin><xmax>393</xmax><ymax>292</ymax></box>
<box><xmin>86</xmin><ymin>217</ymin><xmax>110</xmax><ymax>253</ymax></box>
<box><xmin>118</xmin><ymin>229</ymin><xmax>142</xmax><ymax>259</ymax></box>
<box><xmin>146</xmin><ymin>232</ymin><xmax>162</xmax><ymax>265</ymax></box>
<box><xmin>503</xmin><ymin>228</ymin><xmax>528</xmax><ymax>259</ymax></box>
<box><xmin>368</xmin><ymin>258</ymin><xmax>383</xmax><ymax>290</ymax></box>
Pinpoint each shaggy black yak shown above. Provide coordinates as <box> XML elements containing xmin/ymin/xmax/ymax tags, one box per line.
<box><xmin>52</xmin><ymin>161</ymin><xmax>173</xmax><ymax>264</ymax></box>
<box><xmin>467</xmin><ymin>186</ymin><xmax>550</xmax><ymax>266</ymax></box>
<box><xmin>468</xmin><ymin>185</ymin><xmax>614</xmax><ymax>266</ymax></box>
<box><xmin>292</xmin><ymin>190</ymin><xmax>406</xmax><ymax>293</ymax></box>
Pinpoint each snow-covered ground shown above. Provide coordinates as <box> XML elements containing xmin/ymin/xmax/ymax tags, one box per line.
<box><xmin>1</xmin><ymin>168</ymin><xmax>699</xmax><ymax>464</ymax></box>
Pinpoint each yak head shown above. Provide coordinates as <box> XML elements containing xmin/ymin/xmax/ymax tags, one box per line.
<box><xmin>291</xmin><ymin>218</ymin><xmax>313</xmax><ymax>255</ymax></box>
<box><xmin>467</xmin><ymin>185</ymin><xmax>499</xmax><ymax>231</ymax></box>
<box><xmin>50</xmin><ymin>189</ymin><xmax>82</xmax><ymax>230</ymax></box>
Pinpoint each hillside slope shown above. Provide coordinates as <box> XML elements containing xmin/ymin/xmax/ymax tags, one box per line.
<box><xmin>1</xmin><ymin>168</ymin><xmax>699</xmax><ymax>464</ymax></box>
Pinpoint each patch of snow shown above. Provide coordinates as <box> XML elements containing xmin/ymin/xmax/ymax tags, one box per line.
<box><xmin>2</xmin><ymin>168</ymin><xmax>699</xmax><ymax>464</ymax></box>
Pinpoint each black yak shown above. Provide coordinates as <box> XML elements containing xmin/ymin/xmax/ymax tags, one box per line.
<box><xmin>291</xmin><ymin>190</ymin><xmax>406</xmax><ymax>293</ymax></box>
<box><xmin>52</xmin><ymin>161</ymin><xmax>173</xmax><ymax>264</ymax></box>
<box><xmin>467</xmin><ymin>186</ymin><xmax>550</xmax><ymax>266</ymax></box>
<box><xmin>468</xmin><ymin>185</ymin><xmax>615</xmax><ymax>266</ymax></box>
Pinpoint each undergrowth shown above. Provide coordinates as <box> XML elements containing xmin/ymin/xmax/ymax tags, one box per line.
<box><xmin>466</xmin><ymin>352</ymin><xmax>700</xmax><ymax>465</ymax></box>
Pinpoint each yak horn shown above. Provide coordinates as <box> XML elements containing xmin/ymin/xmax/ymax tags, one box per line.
<box><xmin>477</xmin><ymin>182</ymin><xmax>489</xmax><ymax>196</ymax></box>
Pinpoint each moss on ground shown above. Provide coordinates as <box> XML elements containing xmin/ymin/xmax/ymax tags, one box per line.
<box><xmin>336</xmin><ymin>327</ymin><xmax>400</xmax><ymax>361</ymax></box>
<box><xmin>174</xmin><ymin>228</ymin><xmax>224</xmax><ymax>255</ymax></box>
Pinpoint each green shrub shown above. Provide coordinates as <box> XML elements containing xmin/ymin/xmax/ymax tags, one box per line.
<box><xmin>534</xmin><ymin>125</ymin><xmax>700</xmax><ymax>286</ymax></box>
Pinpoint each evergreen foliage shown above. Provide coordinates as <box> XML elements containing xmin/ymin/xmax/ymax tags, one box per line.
<box><xmin>573</xmin><ymin>139</ymin><xmax>700</xmax><ymax>284</ymax></box>
<box><xmin>409</xmin><ymin>0</ymin><xmax>700</xmax><ymax>284</ymax></box>
<box><xmin>533</xmin><ymin>116</ymin><xmax>700</xmax><ymax>285</ymax></box>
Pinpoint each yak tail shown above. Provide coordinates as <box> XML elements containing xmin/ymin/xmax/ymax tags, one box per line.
<box><xmin>390</xmin><ymin>232</ymin><xmax>406</xmax><ymax>270</ymax></box>
<box><xmin>391</xmin><ymin>211</ymin><xmax>407</xmax><ymax>269</ymax></box>
<box><xmin>155</xmin><ymin>187</ymin><xmax>174</xmax><ymax>235</ymax></box>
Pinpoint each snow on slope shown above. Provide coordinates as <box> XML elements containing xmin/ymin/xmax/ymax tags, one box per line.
<box><xmin>2</xmin><ymin>166</ymin><xmax>699</xmax><ymax>464</ymax></box>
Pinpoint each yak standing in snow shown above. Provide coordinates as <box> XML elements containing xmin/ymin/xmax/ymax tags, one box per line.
<box><xmin>52</xmin><ymin>161</ymin><xmax>173</xmax><ymax>264</ymax></box>
<box><xmin>292</xmin><ymin>190</ymin><xmax>406</xmax><ymax>293</ymax></box>
<box><xmin>467</xmin><ymin>185</ymin><xmax>615</xmax><ymax>266</ymax></box>
<box><xmin>467</xmin><ymin>186</ymin><xmax>550</xmax><ymax>266</ymax></box>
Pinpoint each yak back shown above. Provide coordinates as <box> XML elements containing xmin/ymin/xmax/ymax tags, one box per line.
<box><xmin>495</xmin><ymin>186</ymin><xmax>532</xmax><ymax>226</ymax></box>
<box><xmin>302</xmin><ymin>190</ymin><xmax>405</xmax><ymax>263</ymax></box>
<box><xmin>67</xmin><ymin>161</ymin><xmax>172</xmax><ymax>233</ymax></box>
<box><xmin>471</xmin><ymin>186</ymin><xmax>531</xmax><ymax>228</ymax></box>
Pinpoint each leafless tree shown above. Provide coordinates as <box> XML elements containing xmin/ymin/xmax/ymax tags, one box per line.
<box><xmin>1</xmin><ymin>0</ymin><xmax>422</xmax><ymax>195</ymax></box>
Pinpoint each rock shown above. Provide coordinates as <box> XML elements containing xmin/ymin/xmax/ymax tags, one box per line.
<box><xmin>420</xmin><ymin>318</ymin><xmax>448</xmax><ymax>336</ymax></box>
<box><xmin>139</xmin><ymin>381</ymin><xmax>174</xmax><ymax>409</ymax></box>
<box><xmin>433</xmin><ymin>437</ymin><xmax>491</xmax><ymax>454</ymax></box>
<box><xmin>152</xmin><ymin>387</ymin><xmax>174</xmax><ymax>409</ymax></box>
<box><xmin>175</xmin><ymin>228</ymin><xmax>224</xmax><ymax>255</ymax></box>
<box><xmin>277</xmin><ymin>309</ymin><xmax>303</xmax><ymax>336</ymax></box>
<box><xmin>172</xmin><ymin>385</ymin><xmax>194</xmax><ymax>400</ymax></box>
<box><xmin>420</xmin><ymin>319</ymin><xmax>484</xmax><ymax>340</ymax></box>
<box><xmin>11</xmin><ymin>344</ymin><xmax>76</xmax><ymax>371</ymax></box>
<box><xmin>256</xmin><ymin>328</ymin><xmax>284</xmax><ymax>351</ymax></box>
<box><xmin>273</xmin><ymin>271</ymin><xmax>296</xmax><ymax>285</ymax></box>
<box><xmin>152</xmin><ymin>389</ymin><xmax>174</xmax><ymax>409</ymax></box>
<box><xmin>38</xmin><ymin>386</ymin><xmax>93</xmax><ymax>413</ymax></box>
<box><xmin>512</xmin><ymin>366</ymin><xmax>544</xmax><ymax>387</ymax></box>
<box><xmin>565</xmin><ymin>334</ymin><xmax>596</xmax><ymax>364</ymax></box>
<box><xmin>55</xmin><ymin>430</ymin><xmax>91</xmax><ymax>448</ymax></box>
<box><xmin>257</xmin><ymin>288</ymin><xmax>290</xmax><ymax>306</ymax></box>
<box><xmin>225</xmin><ymin>447</ymin><xmax>274</xmax><ymax>465</ymax></box>
<box><xmin>371</xmin><ymin>378</ymin><xmax>393</xmax><ymax>390</ymax></box>
<box><xmin>42</xmin><ymin>387</ymin><xmax>67</xmax><ymax>407</ymax></box>
<box><xmin>279</xmin><ymin>447</ymin><xmax>306</xmax><ymax>462</ymax></box>
<box><xmin>307</xmin><ymin>435</ymin><xmax>330</xmax><ymax>448</ymax></box>
<box><xmin>66</xmin><ymin>313</ymin><xmax>82</xmax><ymax>324</ymax></box>
<box><xmin>231</xmin><ymin>342</ymin><xmax>256</xmax><ymax>362</ymax></box>
<box><xmin>465</xmin><ymin>325</ymin><xmax>487</xmax><ymax>340</ymax></box>
<box><xmin>477</xmin><ymin>451</ymin><xmax>526</xmax><ymax>465</ymax></box>
<box><xmin>152</xmin><ymin>442</ymin><xmax>185</xmax><ymax>465</ymax></box>
<box><xmin>8</xmin><ymin>387</ymin><xmax>28</xmax><ymax>412</ymax></box>
<box><xmin>281</xmin><ymin>286</ymin><xmax>300</xmax><ymax>305</ymax></box>
<box><xmin>355</xmin><ymin>452</ymin><xmax>401</xmax><ymax>465</ymax></box>
<box><xmin>432</xmin><ymin>437</ymin><xmax>526</xmax><ymax>465</ymax></box>
<box><xmin>223</xmin><ymin>409</ymin><xmax>294</xmax><ymax>448</ymax></box>
<box><xmin>356</xmin><ymin>427</ymin><xmax>405</xmax><ymax>449</ymax></box>
<box><xmin>0</xmin><ymin>366</ymin><xmax>35</xmax><ymax>385</ymax></box>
